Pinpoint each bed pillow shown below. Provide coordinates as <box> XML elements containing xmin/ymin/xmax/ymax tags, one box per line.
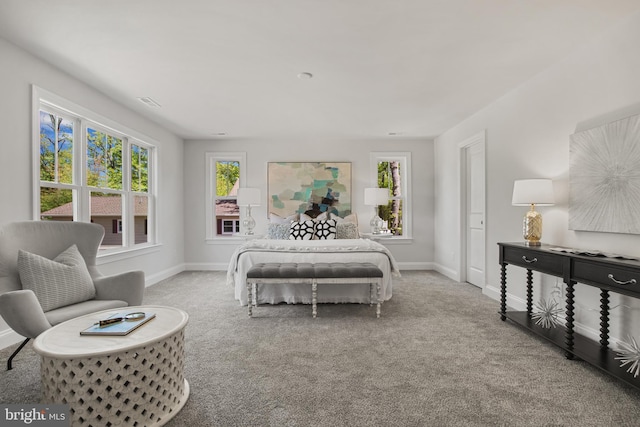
<box><xmin>266</xmin><ymin>223</ymin><xmax>291</xmax><ymax>240</ymax></box>
<box><xmin>17</xmin><ymin>244</ymin><xmax>96</xmax><ymax>312</ymax></box>
<box><xmin>270</xmin><ymin>213</ymin><xmax>298</xmax><ymax>224</ymax></box>
<box><xmin>300</xmin><ymin>212</ymin><xmax>329</xmax><ymax>221</ymax></box>
<box><xmin>336</xmin><ymin>222</ymin><xmax>359</xmax><ymax>239</ymax></box>
<box><xmin>289</xmin><ymin>220</ymin><xmax>315</xmax><ymax>240</ymax></box>
<box><xmin>331</xmin><ymin>213</ymin><xmax>359</xmax><ymax>237</ymax></box>
<box><xmin>314</xmin><ymin>219</ymin><xmax>337</xmax><ymax>240</ymax></box>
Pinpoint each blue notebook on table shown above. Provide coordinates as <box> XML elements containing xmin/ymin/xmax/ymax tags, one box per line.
<box><xmin>80</xmin><ymin>311</ymin><xmax>156</xmax><ymax>336</ymax></box>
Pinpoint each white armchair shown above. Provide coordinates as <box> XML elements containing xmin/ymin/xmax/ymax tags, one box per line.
<box><xmin>0</xmin><ymin>221</ymin><xmax>145</xmax><ymax>369</ymax></box>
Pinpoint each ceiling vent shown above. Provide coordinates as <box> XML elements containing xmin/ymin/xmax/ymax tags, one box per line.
<box><xmin>137</xmin><ymin>97</ymin><xmax>161</xmax><ymax>108</ymax></box>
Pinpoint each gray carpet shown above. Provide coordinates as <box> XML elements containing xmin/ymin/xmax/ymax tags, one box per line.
<box><xmin>2</xmin><ymin>270</ymin><xmax>640</xmax><ymax>426</ymax></box>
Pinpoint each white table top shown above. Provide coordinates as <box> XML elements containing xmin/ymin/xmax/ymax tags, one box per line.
<box><xmin>33</xmin><ymin>305</ymin><xmax>189</xmax><ymax>358</ymax></box>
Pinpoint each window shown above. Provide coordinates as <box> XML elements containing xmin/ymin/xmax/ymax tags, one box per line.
<box><xmin>206</xmin><ymin>152</ymin><xmax>246</xmax><ymax>240</ymax></box>
<box><xmin>371</xmin><ymin>152</ymin><xmax>412</xmax><ymax>238</ymax></box>
<box><xmin>34</xmin><ymin>86</ymin><xmax>156</xmax><ymax>252</ymax></box>
<box><xmin>222</xmin><ymin>219</ymin><xmax>240</xmax><ymax>234</ymax></box>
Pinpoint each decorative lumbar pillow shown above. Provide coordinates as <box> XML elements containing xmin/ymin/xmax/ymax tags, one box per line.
<box><xmin>266</xmin><ymin>223</ymin><xmax>291</xmax><ymax>240</ymax></box>
<box><xmin>314</xmin><ymin>219</ymin><xmax>337</xmax><ymax>240</ymax></box>
<box><xmin>336</xmin><ymin>222</ymin><xmax>359</xmax><ymax>239</ymax></box>
<box><xmin>18</xmin><ymin>244</ymin><xmax>96</xmax><ymax>312</ymax></box>
<box><xmin>289</xmin><ymin>220</ymin><xmax>315</xmax><ymax>240</ymax></box>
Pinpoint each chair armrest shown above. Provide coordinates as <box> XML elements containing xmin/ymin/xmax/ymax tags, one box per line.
<box><xmin>93</xmin><ymin>270</ymin><xmax>145</xmax><ymax>306</ymax></box>
<box><xmin>0</xmin><ymin>290</ymin><xmax>52</xmax><ymax>338</ymax></box>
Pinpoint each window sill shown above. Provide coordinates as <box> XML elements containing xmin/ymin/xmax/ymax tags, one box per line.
<box><xmin>206</xmin><ymin>237</ymin><xmax>249</xmax><ymax>245</ymax></box>
<box><xmin>97</xmin><ymin>243</ymin><xmax>162</xmax><ymax>265</ymax></box>
<box><xmin>361</xmin><ymin>234</ymin><xmax>413</xmax><ymax>244</ymax></box>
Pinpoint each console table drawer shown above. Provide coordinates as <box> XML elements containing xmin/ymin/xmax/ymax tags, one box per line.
<box><xmin>503</xmin><ymin>248</ymin><xmax>564</xmax><ymax>276</ymax></box>
<box><xmin>573</xmin><ymin>260</ymin><xmax>640</xmax><ymax>295</ymax></box>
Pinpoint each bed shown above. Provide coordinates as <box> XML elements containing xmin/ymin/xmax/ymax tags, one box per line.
<box><xmin>227</xmin><ymin>238</ymin><xmax>400</xmax><ymax>306</ymax></box>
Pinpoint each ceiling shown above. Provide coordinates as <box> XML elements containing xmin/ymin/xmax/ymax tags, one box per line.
<box><xmin>1</xmin><ymin>1</ymin><xmax>638</xmax><ymax>141</ymax></box>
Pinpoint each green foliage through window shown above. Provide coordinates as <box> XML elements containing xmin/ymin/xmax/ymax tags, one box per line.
<box><xmin>216</xmin><ymin>161</ymin><xmax>239</xmax><ymax>197</ymax></box>
<box><xmin>377</xmin><ymin>161</ymin><xmax>403</xmax><ymax>236</ymax></box>
<box><xmin>87</xmin><ymin>128</ymin><xmax>123</xmax><ymax>190</ymax></box>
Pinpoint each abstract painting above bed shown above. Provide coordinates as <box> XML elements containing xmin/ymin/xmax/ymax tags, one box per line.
<box><xmin>267</xmin><ymin>162</ymin><xmax>351</xmax><ymax>219</ymax></box>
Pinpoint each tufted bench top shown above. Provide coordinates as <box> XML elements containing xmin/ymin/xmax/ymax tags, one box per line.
<box><xmin>247</xmin><ymin>262</ymin><xmax>383</xmax><ymax>279</ymax></box>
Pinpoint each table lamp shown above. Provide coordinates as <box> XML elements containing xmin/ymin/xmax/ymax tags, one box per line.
<box><xmin>512</xmin><ymin>179</ymin><xmax>554</xmax><ymax>246</ymax></box>
<box><xmin>237</xmin><ymin>188</ymin><xmax>261</xmax><ymax>235</ymax></box>
<box><xmin>364</xmin><ymin>188</ymin><xmax>389</xmax><ymax>234</ymax></box>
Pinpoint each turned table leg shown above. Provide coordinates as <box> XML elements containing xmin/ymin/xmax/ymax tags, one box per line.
<box><xmin>600</xmin><ymin>289</ymin><xmax>610</xmax><ymax>348</ymax></box>
<box><xmin>564</xmin><ymin>281</ymin><xmax>576</xmax><ymax>359</ymax></box>
<box><xmin>500</xmin><ymin>263</ymin><xmax>507</xmax><ymax>321</ymax></box>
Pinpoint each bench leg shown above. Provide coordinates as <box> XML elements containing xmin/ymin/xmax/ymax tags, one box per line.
<box><xmin>247</xmin><ymin>281</ymin><xmax>253</xmax><ymax>317</ymax></box>
<box><xmin>376</xmin><ymin>279</ymin><xmax>381</xmax><ymax>318</ymax></box>
<box><xmin>312</xmin><ymin>280</ymin><xmax>318</xmax><ymax>318</ymax></box>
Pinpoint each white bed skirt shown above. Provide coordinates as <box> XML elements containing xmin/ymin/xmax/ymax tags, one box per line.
<box><xmin>227</xmin><ymin>239</ymin><xmax>399</xmax><ymax>306</ymax></box>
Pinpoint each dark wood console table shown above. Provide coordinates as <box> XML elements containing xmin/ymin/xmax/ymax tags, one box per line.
<box><xmin>498</xmin><ymin>242</ymin><xmax>640</xmax><ymax>390</ymax></box>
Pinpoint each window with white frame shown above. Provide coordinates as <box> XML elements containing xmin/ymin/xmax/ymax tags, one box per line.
<box><xmin>206</xmin><ymin>152</ymin><xmax>246</xmax><ymax>239</ymax></box>
<box><xmin>371</xmin><ymin>152</ymin><xmax>411</xmax><ymax>238</ymax></box>
<box><xmin>35</xmin><ymin>87</ymin><xmax>156</xmax><ymax>251</ymax></box>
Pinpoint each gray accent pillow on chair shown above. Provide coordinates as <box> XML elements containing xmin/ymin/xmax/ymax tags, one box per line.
<box><xmin>18</xmin><ymin>244</ymin><xmax>96</xmax><ymax>311</ymax></box>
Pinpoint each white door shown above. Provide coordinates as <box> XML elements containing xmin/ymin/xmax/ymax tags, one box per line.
<box><xmin>465</xmin><ymin>141</ymin><xmax>485</xmax><ymax>288</ymax></box>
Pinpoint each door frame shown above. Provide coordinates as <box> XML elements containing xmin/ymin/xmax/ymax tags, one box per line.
<box><xmin>457</xmin><ymin>130</ymin><xmax>486</xmax><ymax>286</ymax></box>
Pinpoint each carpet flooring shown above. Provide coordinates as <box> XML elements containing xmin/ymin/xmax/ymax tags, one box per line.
<box><xmin>2</xmin><ymin>270</ymin><xmax>640</xmax><ymax>426</ymax></box>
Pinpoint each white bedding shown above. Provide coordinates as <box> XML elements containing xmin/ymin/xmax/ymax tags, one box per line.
<box><xmin>227</xmin><ymin>238</ymin><xmax>401</xmax><ymax>306</ymax></box>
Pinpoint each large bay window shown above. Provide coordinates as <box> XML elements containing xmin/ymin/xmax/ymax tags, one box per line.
<box><xmin>34</xmin><ymin>86</ymin><xmax>156</xmax><ymax>252</ymax></box>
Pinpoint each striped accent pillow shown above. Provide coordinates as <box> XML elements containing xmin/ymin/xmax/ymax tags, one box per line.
<box><xmin>18</xmin><ymin>244</ymin><xmax>96</xmax><ymax>312</ymax></box>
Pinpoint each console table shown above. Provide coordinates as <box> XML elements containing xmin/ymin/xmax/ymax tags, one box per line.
<box><xmin>498</xmin><ymin>242</ymin><xmax>640</xmax><ymax>390</ymax></box>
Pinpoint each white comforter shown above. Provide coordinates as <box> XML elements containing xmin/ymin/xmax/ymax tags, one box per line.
<box><xmin>227</xmin><ymin>239</ymin><xmax>401</xmax><ymax>305</ymax></box>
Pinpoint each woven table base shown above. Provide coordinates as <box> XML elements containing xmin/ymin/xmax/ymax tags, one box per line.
<box><xmin>40</xmin><ymin>329</ymin><xmax>188</xmax><ymax>426</ymax></box>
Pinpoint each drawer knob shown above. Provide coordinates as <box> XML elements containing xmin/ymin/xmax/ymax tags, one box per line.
<box><xmin>522</xmin><ymin>256</ymin><xmax>538</xmax><ymax>263</ymax></box>
<box><xmin>607</xmin><ymin>274</ymin><xmax>637</xmax><ymax>285</ymax></box>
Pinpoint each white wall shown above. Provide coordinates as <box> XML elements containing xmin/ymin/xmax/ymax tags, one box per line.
<box><xmin>183</xmin><ymin>138</ymin><xmax>434</xmax><ymax>270</ymax></box>
<box><xmin>434</xmin><ymin>11</ymin><xmax>640</xmax><ymax>342</ymax></box>
<box><xmin>0</xmin><ymin>38</ymin><xmax>186</xmax><ymax>347</ymax></box>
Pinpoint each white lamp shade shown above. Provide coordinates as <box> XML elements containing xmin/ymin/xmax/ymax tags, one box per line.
<box><xmin>512</xmin><ymin>179</ymin><xmax>554</xmax><ymax>206</ymax></box>
<box><xmin>364</xmin><ymin>188</ymin><xmax>389</xmax><ymax>206</ymax></box>
<box><xmin>237</xmin><ymin>188</ymin><xmax>261</xmax><ymax>206</ymax></box>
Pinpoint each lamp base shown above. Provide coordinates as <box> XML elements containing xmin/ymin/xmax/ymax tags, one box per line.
<box><xmin>522</xmin><ymin>206</ymin><xmax>543</xmax><ymax>246</ymax></box>
<box><xmin>243</xmin><ymin>206</ymin><xmax>256</xmax><ymax>235</ymax></box>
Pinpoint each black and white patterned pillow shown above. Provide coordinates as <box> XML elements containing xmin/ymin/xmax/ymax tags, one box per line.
<box><xmin>289</xmin><ymin>220</ymin><xmax>315</xmax><ymax>240</ymax></box>
<box><xmin>314</xmin><ymin>220</ymin><xmax>337</xmax><ymax>240</ymax></box>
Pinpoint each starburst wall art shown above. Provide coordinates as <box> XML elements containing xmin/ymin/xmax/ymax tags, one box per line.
<box><xmin>569</xmin><ymin>113</ymin><xmax>640</xmax><ymax>234</ymax></box>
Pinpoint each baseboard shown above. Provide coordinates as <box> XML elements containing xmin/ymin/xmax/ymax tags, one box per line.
<box><xmin>396</xmin><ymin>261</ymin><xmax>433</xmax><ymax>271</ymax></box>
<box><xmin>431</xmin><ymin>263</ymin><xmax>460</xmax><ymax>282</ymax></box>
<box><xmin>145</xmin><ymin>263</ymin><xmax>186</xmax><ymax>286</ymax></box>
<box><xmin>184</xmin><ymin>262</ymin><xmax>230</xmax><ymax>271</ymax></box>
<box><xmin>0</xmin><ymin>329</ymin><xmax>23</xmax><ymax>350</ymax></box>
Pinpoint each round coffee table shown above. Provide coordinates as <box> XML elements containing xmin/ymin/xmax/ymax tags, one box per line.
<box><xmin>33</xmin><ymin>305</ymin><xmax>189</xmax><ymax>426</ymax></box>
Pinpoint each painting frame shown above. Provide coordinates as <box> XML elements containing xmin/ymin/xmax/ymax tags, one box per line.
<box><xmin>267</xmin><ymin>162</ymin><xmax>352</xmax><ymax>219</ymax></box>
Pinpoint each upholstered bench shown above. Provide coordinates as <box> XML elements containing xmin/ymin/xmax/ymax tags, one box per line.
<box><xmin>246</xmin><ymin>262</ymin><xmax>383</xmax><ymax>318</ymax></box>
